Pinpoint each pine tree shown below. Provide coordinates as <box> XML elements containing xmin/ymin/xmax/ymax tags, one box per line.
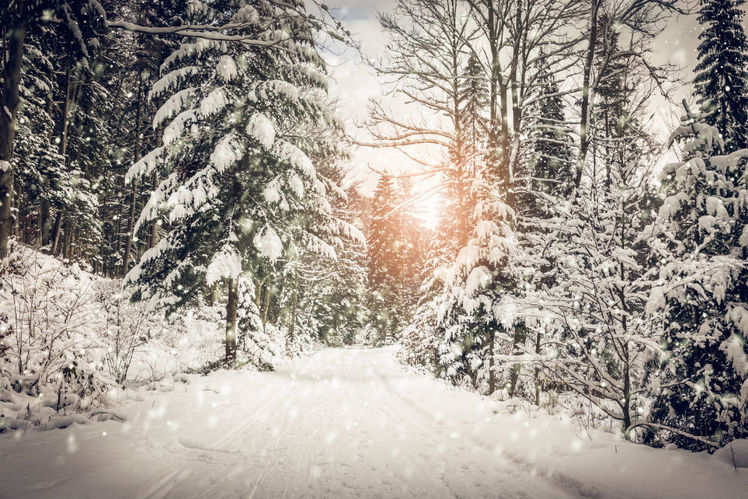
<box><xmin>367</xmin><ymin>174</ymin><xmax>403</xmax><ymax>343</ymax></box>
<box><xmin>0</xmin><ymin>0</ymin><xmax>107</xmax><ymax>257</ymax></box>
<box><xmin>125</xmin><ymin>0</ymin><xmax>347</xmax><ymax>363</ymax></box>
<box><xmin>13</xmin><ymin>24</ymin><xmax>67</xmax><ymax>250</ymax></box>
<box><xmin>460</xmin><ymin>53</ymin><xmax>487</xmax><ymax>171</ymax></box>
<box><xmin>647</xmin><ymin>114</ymin><xmax>748</xmax><ymax>450</ymax></box>
<box><xmin>529</xmin><ymin>62</ymin><xmax>573</xmax><ymax>199</ymax></box>
<box><xmin>693</xmin><ymin>0</ymin><xmax>748</xmax><ymax>151</ymax></box>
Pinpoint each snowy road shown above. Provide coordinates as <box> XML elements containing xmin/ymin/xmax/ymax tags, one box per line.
<box><xmin>1</xmin><ymin>347</ymin><xmax>745</xmax><ymax>499</ymax></box>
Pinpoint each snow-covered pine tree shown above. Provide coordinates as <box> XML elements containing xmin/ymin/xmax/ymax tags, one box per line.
<box><xmin>125</xmin><ymin>0</ymin><xmax>347</xmax><ymax>365</ymax></box>
<box><xmin>693</xmin><ymin>0</ymin><xmax>748</xmax><ymax>152</ymax></box>
<box><xmin>13</xmin><ymin>24</ymin><xmax>67</xmax><ymax>249</ymax></box>
<box><xmin>2</xmin><ymin>0</ymin><xmax>107</xmax><ymax>260</ymax></box>
<box><xmin>367</xmin><ymin>174</ymin><xmax>405</xmax><ymax>344</ymax></box>
<box><xmin>460</xmin><ymin>53</ymin><xmax>487</xmax><ymax>177</ymax></box>
<box><xmin>526</xmin><ymin>59</ymin><xmax>573</xmax><ymax>201</ymax></box>
<box><xmin>0</xmin><ymin>0</ymin><xmax>107</xmax><ymax>258</ymax></box>
<box><xmin>646</xmin><ymin>112</ymin><xmax>748</xmax><ymax>450</ymax></box>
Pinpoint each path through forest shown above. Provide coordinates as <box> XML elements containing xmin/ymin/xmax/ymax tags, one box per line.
<box><xmin>0</xmin><ymin>347</ymin><xmax>744</xmax><ymax>499</ymax></box>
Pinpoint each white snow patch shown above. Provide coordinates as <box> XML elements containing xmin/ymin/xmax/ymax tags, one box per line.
<box><xmin>288</xmin><ymin>173</ymin><xmax>304</xmax><ymax>198</ymax></box>
<box><xmin>199</xmin><ymin>87</ymin><xmax>228</xmax><ymax>117</ymax></box>
<box><xmin>713</xmin><ymin>439</ymin><xmax>748</xmax><ymax>469</ymax></box>
<box><xmin>720</xmin><ymin>334</ymin><xmax>748</xmax><ymax>376</ymax></box>
<box><xmin>465</xmin><ymin>266</ymin><xmax>491</xmax><ymax>296</ymax></box>
<box><xmin>210</xmin><ymin>133</ymin><xmax>244</xmax><ymax>171</ymax></box>
<box><xmin>246</xmin><ymin>113</ymin><xmax>276</xmax><ymax>149</ymax></box>
<box><xmin>253</xmin><ymin>226</ymin><xmax>283</xmax><ymax>262</ymax></box>
<box><xmin>263</xmin><ymin>179</ymin><xmax>282</xmax><ymax>204</ymax></box>
<box><xmin>216</xmin><ymin>55</ymin><xmax>238</xmax><ymax>81</ymax></box>
<box><xmin>205</xmin><ymin>247</ymin><xmax>242</xmax><ymax>286</ymax></box>
<box><xmin>276</xmin><ymin>141</ymin><xmax>315</xmax><ymax>178</ymax></box>
<box><xmin>154</xmin><ymin>87</ymin><xmax>196</xmax><ymax>129</ymax></box>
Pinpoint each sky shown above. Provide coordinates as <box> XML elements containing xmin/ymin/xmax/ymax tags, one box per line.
<box><xmin>319</xmin><ymin>2</ymin><xmax>747</xmax><ymax>200</ymax></box>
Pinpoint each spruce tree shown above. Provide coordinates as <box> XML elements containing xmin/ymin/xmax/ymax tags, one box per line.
<box><xmin>694</xmin><ymin>0</ymin><xmax>748</xmax><ymax>151</ymax></box>
<box><xmin>125</xmin><ymin>0</ymin><xmax>347</xmax><ymax>363</ymax></box>
<box><xmin>647</xmin><ymin>115</ymin><xmax>748</xmax><ymax>450</ymax></box>
<box><xmin>367</xmin><ymin>174</ymin><xmax>402</xmax><ymax>343</ymax></box>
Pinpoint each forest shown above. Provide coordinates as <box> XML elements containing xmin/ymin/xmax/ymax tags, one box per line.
<box><xmin>0</xmin><ymin>0</ymin><xmax>747</xmax><ymax>497</ymax></box>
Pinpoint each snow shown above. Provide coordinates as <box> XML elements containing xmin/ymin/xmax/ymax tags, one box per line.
<box><xmin>246</xmin><ymin>113</ymin><xmax>276</xmax><ymax>149</ymax></box>
<box><xmin>0</xmin><ymin>160</ymin><xmax>9</xmax><ymax>172</ymax></box>
<box><xmin>209</xmin><ymin>133</ymin><xmax>243</xmax><ymax>171</ymax></box>
<box><xmin>262</xmin><ymin>178</ymin><xmax>281</xmax><ymax>203</ymax></box>
<box><xmin>0</xmin><ymin>347</ymin><xmax>745</xmax><ymax>499</ymax></box>
<box><xmin>126</xmin><ymin>147</ymin><xmax>164</xmax><ymax>184</ymax></box>
<box><xmin>253</xmin><ymin>225</ymin><xmax>283</xmax><ymax>261</ymax></box>
<box><xmin>277</xmin><ymin>141</ymin><xmax>315</xmax><ymax>177</ymax></box>
<box><xmin>205</xmin><ymin>247</ymin><xmax>242</xmax><ymax>286</ymax></box>
<box><xmin>721</xmin><ymin>334</ymin><xmax>748</xmax><ymax>376</ymax></box>
<box><xmin>162</xmin><ymin>109</ymin><xmax>196</xmax><ymax>145</ymax></box>
<box><xmin>740</xmin><ymin>226</ymin><xmax>748</xmax><ymax>247</ymax></box>
<box><xmin>216</xmin><ymin>55</ymin><xmax>238</xmax><ymax>81</ymax></box>
<box><xmin>714</xmin><ymin>439</ymin><xmax>748</xmax><ymax>469</ymax></box>
<box><xmin>198</xmin><ymin>87</ymin><xmax>228</xmax><ymax>118</ymax></box>
<box><xmin>288</xmin><ymin>173</ymin><xmax>304</xmax><ymax>198</ymax></box>
<box><xmin>465</xmin><ymin>265</ymin><xmax>491</xmax><ymax>296</ymax></box>
<box><xmin>149</xmin><ymin>66</ymin><xmax>200</xmax><ymax>100</ymax></box>
<box><xmin>231</xmin><ymin>4</ymin><xmax>259</xmax><ymax>23</ymax></box>
<box><xmin>154</xmin><ymin>87</ymin><xmax>196</xmax><ymax>129</ymax></box>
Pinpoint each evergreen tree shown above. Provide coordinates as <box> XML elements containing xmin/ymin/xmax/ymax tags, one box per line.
<box><xmin>529</xmin><ymin>61</ymin><xmax>573</xmax><ymax>199</ymax></box>
<box><xmin>647</xmin><ymin>114</ymin><xmax>748</xmax><ymax>450</ymax></box>
<box><xmin>693</xmin><ymin>0</ymin><xmax>748</xmax><ymax>151</ymax></box>
<box><xmin>367</xmin><ymin>174</ymin><xmax>403</xmax><ymax>343</ymax></box>
<box><xmin>460</xmin><ymin>53</ymin><xmax>487</xmax><ymax>171</ymax></box>
<box><xmin>125</xmin><ymin>0</ymin><xmax>347</xmax><ymax>363</ymax></box>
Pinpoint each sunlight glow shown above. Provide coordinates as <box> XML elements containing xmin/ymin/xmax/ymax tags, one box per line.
<box><xmin>412</xmin><ymin>191</ymin><xmax>443</xmax><ymax>230</ymax></box>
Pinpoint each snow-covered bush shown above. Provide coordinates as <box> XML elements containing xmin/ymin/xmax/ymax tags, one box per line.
<box><xmin>0</xmin><ymin>246</ymin><xmax>111</xmax><ymax>427</ymax></box>
<box><xmin>0</xmin><ymin>245</ymin><xmax>104</xmax><ymax>399</ymax></box>
<box><xmin>94</xmin><ymin>281</ymin><xmax>158</xmax><ymax>384</ymax></box>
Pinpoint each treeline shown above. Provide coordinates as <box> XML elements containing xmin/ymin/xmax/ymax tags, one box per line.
<box><xmin>369</xmin><ymin>0</ymin><xmax>748</xmax><ymax>451</ymax></box>
<box><xmin>1</xmin><ymin>1</ymin><xmax>370</xmax><ymax>367</ymax></box>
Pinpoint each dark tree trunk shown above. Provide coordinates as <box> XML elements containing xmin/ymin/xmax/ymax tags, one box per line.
<box><xmin>225</xmin><ymin>279</ymin><xmax>238</xmax><ymax>364</ymax></box>
<box><xmin>123</xmin><ymin>80</ymin><xmax>144</xmax><ymax>275</ymax></box>
<box><xmin>487</xmin><ymin>328</ymin><xmax>496</xmax><ymax>395</ymax></box>
<box><xmin>574</xmin><ymin>0</ymin><xmax>601</xmax><ymax>190</ymax></box>
<box><xmin>0</xmin><ymin>24</ymin><xmax>25</xmax><ymax>258</ymax></box>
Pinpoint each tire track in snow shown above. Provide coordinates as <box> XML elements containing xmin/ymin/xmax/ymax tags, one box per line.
<box><xmin>372</xmin><ymin>364</ymin><xmax>576</xmax><ymax>499</ymax></box>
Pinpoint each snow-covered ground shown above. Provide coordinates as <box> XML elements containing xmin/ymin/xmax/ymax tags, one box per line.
<box><xmin>0</xmin><ymin>346</ymin><xmax>745</xmax><ymax>499</ymax></box>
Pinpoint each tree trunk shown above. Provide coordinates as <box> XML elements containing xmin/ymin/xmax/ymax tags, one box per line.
<box><xmin>51</xmin><ymin>212</ymin><xmax>62</xmax><ymax>255</ymax></box>
<box><xmin>509</xmin><ymin>323</ymin><xmax>526</xmax><ymax>397</ymax></box>
<box><xmin>262</xmin><ymin>284</ymin><xmax>271</xmax><ymax>332</ymax></box>
<box><xmin>574</xmin><ymin>0</ymin><xmax>601</xmax><ymax>190</ymax></box>
<box><xmin>534</xmin><ymin>331</ymin><xmax>542</xmax><ymax>406</ymax></box>
<box><xmin>122</xmin><ymin>181</ymin><xmax>138</xmax><ymax>275</ymax></box>
<box><xmin>39</xmin><ymin>196</ymin><xmax>50</xmax><ymax>248</ymax></box>
<box><xmin>53</xmin><ymin>65</ymin><xmax>80</xmax><ymax>260</ymax></box>
<box><xmin>123</xmin><ymin>80</ymin><xmax>144</xmax><ymax>274</ymax></box>
<box><xmin>64</xmin><ymin>217</ymin><xmax>75</xmax><ymax>259</ymax></box>
<box><xmin>287</xmin><ymin>276</ymin><xmax>298</xmax><ymax>352</ymax></box>
<box><xmin>487</xmin><ymin>328</ymin><xmax>496</xmax><ymax>394</ymax></box>
<box><xmin>225</xmin><ymin>278</ymin><xmax>238</xmax><ymax>365</ymax></box>
<box><xmin>149</xmin><ymin>172</ymin><xmax>160</xmax><ymax>249</ymax></box>
<box><xmin>0</xmin><ymin>24</ymin><xmax>25</xmax><ymax>258</ymax></box>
